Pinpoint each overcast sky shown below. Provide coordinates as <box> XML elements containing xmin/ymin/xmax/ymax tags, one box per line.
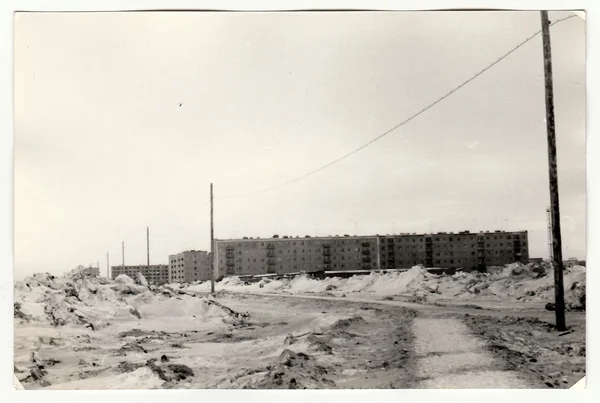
<box><xmin>14</xmin><ymin>11</ymin><xmax>585</xmax><ymax>279</ymax></box>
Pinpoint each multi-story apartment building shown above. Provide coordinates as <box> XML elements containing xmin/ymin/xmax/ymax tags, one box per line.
<box><xmin>216</xmin><ymin>235</ymin><xmax>378</xmax><ymax>277</ymax></box>
<box><xmin>378</xmin><ymin>230</ymin><xmax>529</xmax><ymax>270</ymax></box>
<box><xmin>168</xmin><ymin>250</ymin><xmax>211</xmax><ymax>283</ymax></box>
<box><xmin>216</xmin><ymin>230</ymin><xmax>529</xmax><ymax>277</ymax></box>
<box><xmin>111</xmin><ymin>264</ymin><xmax>170</xmax><ymax>285</ymax></box>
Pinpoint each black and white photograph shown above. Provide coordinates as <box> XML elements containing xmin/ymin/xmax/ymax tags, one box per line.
<box><xmin>12</xmin><ymin>8</ymin><xmax>586</xmax><ymax>390</ymax></box>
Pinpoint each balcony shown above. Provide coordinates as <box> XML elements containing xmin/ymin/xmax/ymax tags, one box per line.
<box><xmin>267</xmin><ymin>266</ymin><xmax>277</xmax><ymax>274</ymax></box>
<box><xmin>362</xmin><ymin>249</ymin><xmax>371</xmax><ymax>255</ymax></box>
<box><xmin>267</xmin><ymin>251</ymin><xmax>276</xmax><ymax>257</ymax></box>
<box><xmin>323</xmin><ymin>250</ymin><xmax>331</xmax><ymax>256</ymax></box>
<box><xmin>323</xmin><ymin>243</ymin><xmax>331</xmax><ymax>248</ymax></box>
<box><xmin>226</xmin><ymin>267</ymin><xmax>235</xmax><ymax>275</ymax></box>
<box><xmin>226</xmin><ymin>246</ymin><xmax>234</xmax><ymax>251</ymax></box>
<box><xmin>361</xmin><ymin>242</ymin><xmax>370</xmax><ymax>247</ymax></box>
<box><xmin>362</xmin><ymin>256</ymin><xmax>372</xmax><ymax>263</ymax></box>
<box><xmin>267</xmin><ymin>243</ymin><xmax>275</xmax><ymax>249</ymax></box>
<box><xmin>267</xmin><ymin>258</ymin><xmax>276</xmax><ymax>265</ymax></box>
<box><xmin>323</xmin><ymin>258</ymin><xmax>332</xmax><ymax>264</ymax></box>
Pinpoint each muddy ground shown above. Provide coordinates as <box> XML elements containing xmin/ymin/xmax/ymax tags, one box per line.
<box><xmin>15</xmin><ymin>293</ymin><xmax>418</xmax><ymax>389</ymax></box>
<box><xmin>462</xmin><ymin>313</ymin><xmax>586</xmax><ymax>389</ymax></box>
<box><xmin>14</xmin><ymin>290</ymin><xmax>585</xmax><ymax>389</ymax></box>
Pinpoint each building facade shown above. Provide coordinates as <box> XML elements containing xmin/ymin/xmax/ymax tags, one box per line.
<box><xmin>168</xmin><ymin>250</ymin><xmax>211</xmax><ymax>283</ymax></box>
<box><xmin>111</xmin><ymin>265</ymin><xmax>170</xmax><ymax>285</ymax></box>
<box><xmin>216</xmin><ymin>230</ymin><xmax>529</xmax><ymax>277</ymax></box>
<box><xmin>378</xmin><ymin>230</ymin><xmax>529</xmax><ymax>270</ymax></box>
<box><xmin>216</xmin><ymin>235</ymin><xmax>378</xmax><ymax>277</ymax></box>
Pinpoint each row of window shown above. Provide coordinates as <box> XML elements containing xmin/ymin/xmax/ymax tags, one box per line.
<box><xmin>230</xmin><ymin>261</ymin><xmax>371</xmax><ymax>272</ymax></box>
<box><xmin>223</xmin><ymin>239</ymin><xmax>375</xmax><ymax>248</ymax></box>
<box><xmin>227</xmin><ymin>234</ymin><xmax>525</xmax><ymax>247</ymax></box>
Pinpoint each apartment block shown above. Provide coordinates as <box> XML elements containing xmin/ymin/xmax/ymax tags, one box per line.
<box><xmin>111</xmin><ymin>264</ymin><xmax>170</xmax><ymax>285</ymax></box>
<box><xmin>216</xmin><ymin>235</ymin><xmax>378</xmax><ymax>277</ymax></box>
<box><xmin>216</xmin><ymin>230</ymin><xmax>529</xmax><ymax>277</ymax></box>
<box><xmin>379</xmin><ymin>230</ymin><xmax>528</xmax><ymax>271</ymax></box>
<box><xmin>168</xmin><ymin>250</ymin><xmax>211</xmax><ymax>283</ymax></box>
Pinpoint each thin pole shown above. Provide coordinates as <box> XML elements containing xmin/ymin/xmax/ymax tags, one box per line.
<box><xmin>122</xmin><ymin>241</ymin><xmax>125</xmax><ymax>268</ymax></box>
<box><xmin>107</xmin><ymin>252</ymin><xmax>110</xmax><ymax>278</ymax></box>
<box><xmin>541</xmin><ymin>10</ymin><xmax>566</xmax><ymax>331</ymax></box>
<box><xmin>210</xmin><ymin>183</ymin><xmax>215</xmax><ymax>294</ymax></box>
<box><xmin>547</xmin><ymin>206</ymin><xmax>553</xmax><ymax>260</ymax></box>
<box><xmin>147</xmin><ymin>227</ymin><xmax>150</xmax><ymax>268</ymax></box>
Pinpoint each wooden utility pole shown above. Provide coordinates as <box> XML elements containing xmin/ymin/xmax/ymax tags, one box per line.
<box><xmin>541</xmin><ymin>10</ymin><xmax>566</xmax><ymax>331</ymax></box>
<box><xmin>107</xmin><ymin>252</ymin><xmax>110</xmax><ymax>278</ymax></box>
<box><xmin>210</xmin><ymin>183</ymin><xmax>215</xmax><ymax>294</ymax></box>
<box><xmin>147</xmin><ymin>227</ymin><xmax>150</xmax><ymax>268</ymax></box>
<box><xmin>122</xmin><ymin>241</ymin><xmax>125</xmax><ymax>268</ymax></box>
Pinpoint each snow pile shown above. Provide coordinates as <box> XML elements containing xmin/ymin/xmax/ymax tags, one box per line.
<box><xmin>136</xmin><ymin>272</ymin><xmax>149</xmax><ymax>287</ymax></box>
<box><xmin>129</xmin><ymin>293</ymin><xmax>244</xmax><ymax>324</ymax></box>
<box><xmin>14</xmin><ymin>269</ymin><xmax>248</xmax><ymax>330</ymax></box>
<box><xmin>286</xmin><ymin>275</ymin><xmax>335</xmax><ymax>294</ymax></box>
<box><xmin>190</xmin><ymin>262</ymin><xmax>586</xmax><ymax>310</ymax></box>
<box><xmin>366</xmin><ymin>265</ymin><xmax>432</xmax><ymax>296</ymax></box>
<box><xmin>112</xmin><ymin>274</ymin><xmax>149</xmax><ymax>295</ymax></box>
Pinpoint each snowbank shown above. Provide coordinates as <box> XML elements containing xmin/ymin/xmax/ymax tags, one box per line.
<box><xmin>178</xmin><ymin>263</ymin><xmax>586</xmax><ymax>310</ymax></box>
<box><xmin>14</xmin><ymin>268</ymin><xmax>246</xmax><ymax>330</ymax></box>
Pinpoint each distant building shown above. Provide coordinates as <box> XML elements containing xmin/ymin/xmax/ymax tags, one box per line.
<box><xmin>81</xmin><ymin>266</ymin><xmax>100</xmax><ymax>276</ymax></box>
<box><xmin>111</xmin><ymin>265</ymin><xmax>169</xmax><ymax>285</ymax></box>
<box><xmin>564</xmin><ymin>258</ymin><xmax>584</xmax><ymax>268</ymax></box>
<box><xmin>168</xmin><ymin>250</ymin><xmax>211</xmax><ymax>283</ymax></box>
<box><xmin>215</xmin><ymin>230</ymin><xmax>529</xmax><ymax>277</ymax></box>
<box><xmin>216</xmin><ymin>235</ymin><xmax>378</xmax><ymax>277</ymax></box>
<box><xmin>379</xmin><ymin>230</ymin><xmax>529</xmax><ymax>270</ymax></box>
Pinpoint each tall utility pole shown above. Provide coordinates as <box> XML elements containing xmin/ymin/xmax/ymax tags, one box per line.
<box><xmin>210</xmin><ymin>183</ymin><xmax>215</xmax><ymax>294</ymax></box>
<box><xmin>122</xmin><ymin>241</ymin><xmax>125</xmax><ymax>268</ymax></box>
<box><xmin>541</xmin><ymin>11</ymin><xmax>566</xmax><ymax>331</ymax></box>
<box><xmin>147</xmin><ymin>227</ymin><xmax>150</xmax><ymax>268</ymax></box>
<box><xmin>106</xmin><ymin>252</ymin><xmax>110</xmax><ymax>278</ymax></box>
<box><xmin>547</xmin><ymin>207</ymin><xmax>553</xmax><ymax>260</ymax></box>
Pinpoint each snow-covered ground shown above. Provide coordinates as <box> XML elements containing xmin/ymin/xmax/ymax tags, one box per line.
<box><xmin>181</xmin><ymin>262</ymin><xmax>586</xmax><ymax>311</ymax></box>
<box><xmin>13</xmin><ymin>262</ymin><xmax>586</xmax><ymax>389</ymax></box>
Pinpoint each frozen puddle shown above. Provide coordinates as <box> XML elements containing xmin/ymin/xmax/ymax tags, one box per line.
<box><xmin>413</xmin><ymin>318</ymin><xmax>530</xmax><ymax>389</ymax></box>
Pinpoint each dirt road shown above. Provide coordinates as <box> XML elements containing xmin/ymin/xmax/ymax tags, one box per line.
<box><xmin>412</xmin><ymin>318</ymin><xmax>529</xmax><ymax>388</ymax></box>
<box><xmin>217</xmin><ymin>291</ymin><xmax>585</xmax><ymax>389</ymax></box>
<box><xmin>15</xmin><ymin>291</ymin><xmax>585</xmax><ymax>389</ymax></box>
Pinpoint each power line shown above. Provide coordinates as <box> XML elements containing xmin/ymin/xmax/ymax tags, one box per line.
<box><xmin>133</xmin><ymin>14</ymin><xmax>576</xmax><ymax>240</ymax></box>
<box><xmin>217</xmin><ymin>14</ymin><xmax>576</xmax><ymax>201</ymax></box>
